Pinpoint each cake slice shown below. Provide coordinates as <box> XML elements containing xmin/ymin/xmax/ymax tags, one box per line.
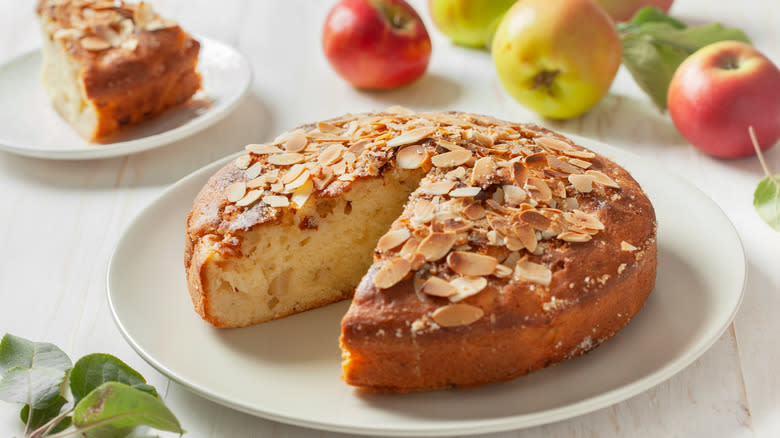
<box><xmin>37</xmin><ymin>0</ymin><xmax>201</xmax><ymax>142</ymax></box>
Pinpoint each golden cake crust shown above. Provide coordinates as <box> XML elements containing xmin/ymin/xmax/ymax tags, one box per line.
<box><xmin>37</xmin><ymin>0</ymin><xmax>200</xmax><ymax>140</ymax></box>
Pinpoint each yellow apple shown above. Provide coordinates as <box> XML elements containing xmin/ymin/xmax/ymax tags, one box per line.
<box><xmin>492</xmin><ymin>0</ymin><xmax>622</xmax><ymax>119</ymax></box>
<box><xmin>428</xmin><ymin>0</ymin><xmax>516</xmax><ymax>48</ymax></box>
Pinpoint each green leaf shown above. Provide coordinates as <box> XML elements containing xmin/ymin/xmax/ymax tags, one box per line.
<box><xmin>0</xmin><ymin>334</ymin><xmax>72</xmax><ymax>375</ymax></box>
<box><xmin>20</xmin><ymin>395</ymin><xmax>72</xmax><ymax>434</ymax></box>
<box><xmin>0</xmin><ymin>367</ymin><xmax>66</xmax><ymax>409</ymax></box>
<box><xmin>73</xmin><ymin>382</ymin><xmax>182</xmax><ymax>437</ymax></box>
<box><xmin>618</xmin><ymin>9</ymin><xmax>751</xmax><ymax>111</ymax></box>
<box><xmin>754</xmin><ymin>176</ymin><xmax>780</xmax><ymax>231</ymax></box>
<box><xmin>70</xmin><ymin>354</ymin><xmax>158</xmax><ymax>403</ymax></box>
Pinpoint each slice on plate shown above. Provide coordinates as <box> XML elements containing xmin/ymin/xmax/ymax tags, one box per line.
<box><xmin>37</xmin><ymin>0</ymin><xmax>201</xmax><ymax>142</ymax></box>
<box><xmin>184</xmin><ymin>109</ymin><xmax>657</xmax><ymax>392</ymax></box>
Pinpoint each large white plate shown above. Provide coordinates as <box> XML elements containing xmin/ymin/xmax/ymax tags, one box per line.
<box><xmin>107</xmin><ymin>135</ymin><xmax>746</xmax><ymax>436</ymax></box>
<box><xmin>0</xmin><ymin>36</ymin><xmax>250</xmax><ymax>160</ymax></box>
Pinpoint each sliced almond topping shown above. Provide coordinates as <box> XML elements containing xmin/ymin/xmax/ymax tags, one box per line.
<box><xmin>281</xmin><ymin>164</ymin><xmax>306</xmax><ymax>185</ymax></box>
<box><xmin>399</xmin><ymin>237</ymin><xmax>420</xmax><ymax>258</ymax></box>
<box><xmin>447</xmin><ymin>251</ymin><xmax>498</xmax><ymax>276</ymax></box>
<box><xmin>586</xmin><ymin>170</ymin><xmax>620</xmax><ymax>188</ymax></box>
<box><xmin>235</xmin><ymin>189</ymin><xmax>263</xmax><ymax>207</ymax></box>
<box><xmin>406</xmin><ymin>252</ymin><xmax>426</xmax><ymax>270</ymax></box>
<box><xmin>331</xmin><ymin>160</ymin><xmax>348</xmax><ymax>176</ymax></box>
<box><xmin>437</xmin><ymin>139</ymin><xmax>466</xmax><ymax>151</ymax></box>
<box><xmin>514</xmin><ymin>258</ymin><xmax>552</xmax><ymax>286</ymax></box>
<box><xmin>520</xmin><ymin>210</ymin><xmax>552</xmax><ymax>230</ymax></box>
<box><xmin>413</xmin><ymin>199</ymin><xmax>435</xmax><ymax>224</ymax></box>
<box><xmin>568</xmin><ymin>158</ymin><xmax>593</xmax><ymax>169</ymax></box>
<box><xmin>449</xmin><ymin>186</ymin><xmax>481</xmax><ymax>198</ymax></box>
<box><xmin>396</xmin><ymin>144</ymin><xmax>428</xmax><ymax>169</ymax></box>
<box><xmin>235</xmin><ymin>154</ymin><xmax>252</xmax><ymax>170</ymax></box>
<box><xmin>558</xmin><ymin>231</ymin><xmax>592</xmax><ymax>242</ymax></box>
<box><xmin>621</xmin><ymin>241</ymin><xmax>638</xmax><ymax>252</ymax></box>
<box><xmin>290</xmin><ymin>179</ymin><xmax>314</xmax><ymax>208</ymax></box>
<box><xmin>377</xmin><ymin>228</ymin><xmax>411</xmax><ymax>252</ymax></box>
<box><xmin>503</xmin><ymin>185</ymin><xmax>527</xmax><ymax>206</ymax></box>
<box><xmin>470</xmin><ymin>131</ymin><xmax>494</xmax><ymax>147</ymax></box>
<box><xmin>564</xmin><ymin>149</ymin><xmax>596</xmax><ymax>159</ymax></box>
<box><xmin>417</xmin><ymin>232</ymin><xmax>457</xmax><ymax>261</ymax></box>
<box><xmin>470</xmin><ymin>156</ymin><xmax>496</xmax><ymax>187</ymax></box>
<box><xmin>564</xmin><ymin>209</ymin><xmax>605</xmax><ymax>231</ymax></box>
<box><xmin>246</xmin><ymin>176</ymin><xmax>268</xmax><ymax>189</ymax></box>
<box><xmin>225</xmin><ymin>181</ymin><xmax>247</xmax><ymax>203</ymax></box>
<box><xmin>270</xmin><ymin>182</ymin><xmax>284</xmax><ymax>193</ymax></box>
<box><xmin>245</xmin><ymin>162</ymin><xmax>264</xmax><ymax>180</ymax></box>
<box><xmin>246</xmin><ymin>144</ymin><xmax>283</xmax><ymax>155</ymax></box>
<box><xmin>80</xmin><ymin>36</ymin><xmax>111</xmax><ymax>51</ymax></box>
<box><xmin>535</xmin><ymin>136</ymin><xmax>573</xmax><ymax>152</ymax></box>
<box><xmin>54</xmin><ymin>28</ymin><xmax>83</xmax><ymax>40</ymax></box>
<box><xmin>493</xmin><ymin>264</ymin><xmax>513</xmax><ymax>278</ymax></box>
<box><xmin>548</xmin><ymin>156</ymin><xmax>583</xmax><ymax>174</ymax></box>
<box><xmin>512</xmin><ymin>221</ymin><xmax>537</xmax><ymax>252</ymax></box>
<box><xmin>386</xmin><ymin>127</ymin><xmax>436</xmax><ymax>148</ymax></box>
<box><xmin>526</xmin><ymin>177</ymin><xmax>552</xmax><ymax>203</ymax></box>
<box><xmin>283</xmin><ymin>169</ymin><xmax>311</xmax><ymax>192</ymax></box>
<box><xmin>432</xmin><ymin>149</ymin><xmax>472</xmax><ymax>168</ymax></box>
<box><xmin>432</xmin><ymin>303</ymin><xmax>484</xmax><ymax>327</ymax></box>
<box><xmin>568</xmin><ymin>174</ymin><xmax>595</xmax><ymax>193</ymax></box>
<box><xmin>342</xmin><ymin>151</ymin><xmax>357</xmax><ymax>163</ymax></box>
<box><xmin>263</xmin><ymin>194</ymin><xmax>290</xmax><ymax>208</ymax></box>
<box><xmin>449</xmin><ymin>276</ymin><xmax>488</xmax><ymax>302</ymax></box>
<box><xmin>462</xmin><ymin>201</ymin><xmax>485</xmax><ymax>220</ymax></box>
<box><xmin>268</xmin><ymin>153</ymin><xmax>305</xmax><ymax>166</ymax></box>
<box><xmin>513</xmin><ymin>161</ymin><xmax>529</xmax><ymax>186</ymax></box>
<box><xmin>318</xmin><ymin>143</ymin><xmax>345</xmax><ymax>165</ymax></box>
<box><xmin>524</xmin><ymin>152</ymin><xmax>548</xmax><ymax>168</ymax></box>
<box><xmin>421</xmin><ymin>180</ymin><xmax>455</xmax><ymax>195</ymax></box>
<box><xmin>420</xmin><ymin>276</ymin><xmax>457</xmax><ymax>298</ymax></box>
<box><xmin>504</xmin><ymin>236</ymin><xmax>525</xmax><ymax>251</ymax></box>
<box><xmin>373</xmin><ymin>257</ymin><xmax>412</xmax><ymax>289</ymax></box>
<box><xmin>317</xmin><ymin>121</ymin><xmax>341</xmax><ymax>133</ymax></box>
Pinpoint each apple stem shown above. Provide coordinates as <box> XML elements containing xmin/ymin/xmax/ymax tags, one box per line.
<box><xmin>749</xmin><ymin>125</ymin><xmax>780</xmax><ymax>187</ymax></box>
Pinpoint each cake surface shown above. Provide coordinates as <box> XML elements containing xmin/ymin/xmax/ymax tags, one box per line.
<box><xmin>37</xmin><ymin>0</ymin><xmax>201</xmax><ymax>141</ymax></box>
<box><xmin>184</xmin><ymin>109</ymin><xmax>657</xmax><ymax>391</ymax></box>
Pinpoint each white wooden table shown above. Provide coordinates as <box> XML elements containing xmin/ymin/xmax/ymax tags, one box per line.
<box><xmin>1</xmin><ymin>0</ymin><xmax>779</xmax><ymax>436</ymax></box>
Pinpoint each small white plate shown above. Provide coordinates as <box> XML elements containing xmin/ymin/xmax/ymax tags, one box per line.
<box><xmin>0</xmin><ymin>36</ymin><xmax>250</xmax><ymax>160</ymax></box>
<box><xmin>107</xmin><ymin>135</ymin><xmax>746</xmax><ymax>436</ymax></box>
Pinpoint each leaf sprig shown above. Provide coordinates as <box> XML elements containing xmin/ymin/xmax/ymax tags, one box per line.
<box><xmin>0</xmin><ymin>334</ymin><xmax>183</xmax><ymax>438</ymax></box>
<box><xmin>749</xmin><ymin>127</ymin><xmax>780</xmax><ymax>231</ymax></box>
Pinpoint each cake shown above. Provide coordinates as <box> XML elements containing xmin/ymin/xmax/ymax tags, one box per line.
<box><xmin>184</xmin><ymin>109</ymin><xmax>657</xmax><ymax>391</ymax></box>
<box><xmin>37</xmin><ymin>0</ymin><xmax>201</xmax><ymax>142</ymax></box>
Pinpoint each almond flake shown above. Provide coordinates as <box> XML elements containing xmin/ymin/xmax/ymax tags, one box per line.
<box><xmin>281</xmin><ymin>164</ymin><xmax>306</xmax><ymax>184</ymax></box>
<box><xmin>514</xmin><ymin>258</ymin><xmax>552</xmax><ymax>286</ymax></box>
<box><xmin>526</xmin><ymin>177</ymin><xmax>552</xmax><ymax>203</ymax></box>
<box><xmin>621</xmin><ymin>241</ymin><xmax>638</xmax><ymax>252</ymax></box>
<box><xmin>420</xmin><ymin>276</ymin><xmax>457</xmax><ymax>298</ymax></box>
<box><xmin>413</xmin><ymin>199</ymin><xmax>435</xmax><ymax>224</ymax></box>
<box><xmin>493</xmin><ymin>264</ymin><xmax>513</xmax><ymax>278</ymax></box>
<box><xmin>558</xmin><ymin>231</ymin><xmax>592</xmax><ymax>242</ymax></box>
<box><xmin>268</xmin><ymin>153</ymin><xmax>305</xmax><ymax>166</ymax></box>
<box><xmin>283</xmin><ymin>169</ymin><xmax>311</xmax><ymax>192</ymax></box>
<box><xmin>503</xmin><ymin>185</ymin><xmax>527</xmax><ymax>206</ymax></box>
<box><xmin>348</xmin><ymin>139</ymin><xmax>371</xmax><ymax>155</ymax></box>
<box><xmin>421</xmin><ymin>180</ymin><xmax>455</xmax><ymax>195</ymax></box>
<box><xmin>245</xmin><ymin>144</ymin><xmax>283</xmax><ymax>154</ymax></box>
<box><xmin>586</xmin><ymin>170</ymin><xmax>620</xmax><ymax>188</ymax></box>
<box><xmin>564</xmin><ymin>149</ymin><xmax>596</xmax><ymax>159</ymax></box>
<box><xmin>417</xmin><ymin>232</ymin><xmax>457</xmax><ymax>261</ymax></box>
<box><xmin>396</xmin><ymin>145</ymin><xmax>428</xmax><ymax>169</ymax></box>
<box><xmin>399</xmin><ymin>237</ymin><xmax>420</xmax><ymax>258</ymax></box>
<box><xmin>246</xmin><ymin>176</ymin><xmax>267</xmax><ymax>189</ymax></box>
<box><xmin>377</xmin><ymin>228</ymin><xmax>411</xmax><ymax>252</ymax></box>
<box><xmin>524</xmin><ymin>152</ymin><xmax>548</xmax><ymax>168</ymax></box>
<box><xmin>535</xmin><ymin>136</ymin><xmax>573</xmax><ymax>152</ymax></box>
<box><xmin>235</xmin><ymin>189</ymin><xmax>263</xmax><ymax>207</ymax></box>
<box><xmin>568</xmin><ymin>158</ymin><xmax>593</xmax><ymax>169</ymax></box>
<box><xmin>447</xmin><ymin>251</ymin><xmax>498</xmax><ymax>276</ymax></box>
<box><xmin>432</xmin><ymin>149</ymin><xmax>471</xmax><ymax>168</ymax></box>
<box><xmin>548</xmin><ymin>156</ymin><xmax>583</xmax><ymax>174</ymax></box>
<box><xmin>235</xmin><ymin>154</ymin><xmax>252</xmax><ymax>170</ymax></box>
<box><xmin>449</xmin><ymin>186</ymin><xmax>481</xmax><ymax>198</ymax></box>
<box><xmin>449</xmin><ymin>276</ymin><xmax>488</xmax><ymax>302</ymax></box>
<box><xmin>431</xmin><ymin>303</ymin><xmax>484</xmax><ymax>327</ymax></box>
<box><xmin>54</xmin><ymin>28</ymin><xmax>83</xmax><ymax>40</ymax></box>
<box><xmin>504</xmin><ymin>236</ymin><xmax>524</xmax><ymax>251</ymax></box>
<box><xmin>225</xmin><ymin>181</ymin><xmax>247</xmax><ymax>203</ymax></box>
<box><xmin>342</xmin><ymin>151</ymin><xmax>357</xmax><ymax>163</ymax></box>
<box><xmin>470</xmin><ymin>156</ymin><xmax>496</xmax><ymax>187</ymax></box>
<box><xmin>290</xmin><ymin>180</ymin><xmax>314</xmax><ymax>208</ymax></box>
<box><xmin>513</xmin><ymin>161</ymin><xmax>529</xmax><ymax>186</ymax></box>
<box><xmin>317</xmin><ymin>121</ymin><xmax>341</xmax><ymax>133</ymax></box>
<box><xmin>520</xmin><ymin>210</ymin><xmax>552</xmax><ymax>230</ymax></box>
<box><xmin>245</xmin><ymin>162</ymin><xmax>264</xmax><ymax>179</ymax></box>
<box><xmin>373</xmin><ymin>257</ymin><xmax>412</xmax><ymax>289</ymax></box>
<box><xmin>568</xmin><ymin>174</ymin><xmax>595</xmax><ymax>193</ymax></box>
<box><xmin>564</xmin><ymin>209</ymin><xmax>604</xmax><ymax>231</ymax></box>
<box><xmin>462</xmin><ymin>202</ymin><xmax>485</xmax><ymax>220</ymax></box>
<box><xmin>512</xmin><ymin>221</ymin><xmax>537</xmax><ymax>252</ymax></box>
<box><xmin>406</xmin><ymin>252</ymin><xmax>426</xmax><ymax>270</ymax></box>
<box><xmin>80</xmin><ymin>36</ymin><xmax>111</xmax><ymax>51</ymax></box>
<box><xmin>263</xmin><ymin>194</ymin><xmax>290</xmax><ymax>208</ymax></box>
<box><xmin>386</xmin><ymin>127</ymin><xmax>436</xmax><ymax>148</ymax></box>
<box><xmin>437</xmin><ymin>139</ymin><xmax>466</xmax><ymax>151</ymax></box>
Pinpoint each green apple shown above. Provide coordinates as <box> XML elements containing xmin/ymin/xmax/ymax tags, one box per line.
<box><xmin>428</xmin><ymin>0</ymin><xmax>516</xmax><ymax>48</ymax></box>
<box><xmin>492</xmin><ymin>0</ymin><xmax>622</xmax><ymax>119</ymax></box>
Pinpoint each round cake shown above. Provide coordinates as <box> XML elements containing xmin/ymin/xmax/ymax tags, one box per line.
<box><xmin>184</xmin><ymin>109</ymin><xmax>657</xmax><ymax>392</ymax></box>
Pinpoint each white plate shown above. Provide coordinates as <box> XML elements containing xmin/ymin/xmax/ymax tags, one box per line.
<box><xmin>0</xmin><ymin>36</ymin><xmax>250</xmax><ymax>160</ymax></box>
<box><xmin>107</xmin><ymin>135</ymin><xmax>746</xmax><ymax>436</ymax></box>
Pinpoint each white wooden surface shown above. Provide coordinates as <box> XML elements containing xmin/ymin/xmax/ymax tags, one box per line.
<box><xmin>1</xmin><ymin>0</ymin><xmax>779</xmax><ymax>436</ymax></box>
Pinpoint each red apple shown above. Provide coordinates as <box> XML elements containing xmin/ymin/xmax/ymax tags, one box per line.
<box><xmin>322</xmin><ymin>0</ymin><xmax>432</xmax><ymax>90</ymax></box>
<box><xmin>667</xmin><ymin>41</ymin><xmax>780</xmax><ymax>159</ymax></box>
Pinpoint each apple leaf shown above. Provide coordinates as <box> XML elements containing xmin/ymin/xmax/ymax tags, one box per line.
<box><xmin>0</xmin><ymin>367</ymin><xmax>66</xmax><ymax>409</ymax></box>
<box><xmin>72</xmin><ymin>382</ymin><xmax>183</xmax><ymax>437</ymax></box>
<box><xmin>20</xmin><ymin>395</ymin><xmax>72</xmax><ymax>434</ymax></box>
<box><xmin>618</xmin><ymin>7</ymin><xmax>751</xmax><ymax>110</ymax></box>
<box><xmin>70</xmin><ymin>353</ymin><xmax>158</xmax><ymax>403</ymax></box>
<box><xmin>754</xmin><ymin>175</ymin><xmax>780</xmax><ymax>231</ymax></box>
<box><xmin>0</xmin><ymin>334</ymin><xmax>72</xmax><ymax>375</ymax></box>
